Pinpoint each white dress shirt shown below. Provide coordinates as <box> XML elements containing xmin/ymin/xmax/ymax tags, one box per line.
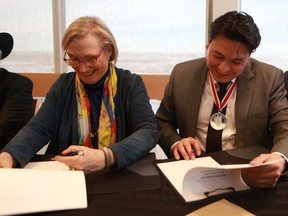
<box><xmin>196</xmin><ymin>73</ymin><xmax>237</xmax><ymax>152</ymax></box>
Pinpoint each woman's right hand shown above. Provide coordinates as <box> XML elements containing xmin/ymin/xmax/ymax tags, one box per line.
<box><xmin>0</xmin><ymin>152</ymin><xmax>16</xmax><ymax>168</ymax></box>
<box><xmin>54</xmin><ymin>145</ymin><xmax>108</xmax><ymax>172</ymax></box>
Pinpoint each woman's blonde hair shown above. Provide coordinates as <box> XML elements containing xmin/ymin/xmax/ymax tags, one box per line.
<box><xmin>62</xmin><ymin>16</ymin><xmax>118</xmax><ymax>63</ymax></box>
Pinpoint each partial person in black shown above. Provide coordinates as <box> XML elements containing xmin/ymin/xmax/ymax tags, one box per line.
<box><xmin>0</xmin><ymin>32</ymin><xmax>34</xmax><ymax>149</ymax></box>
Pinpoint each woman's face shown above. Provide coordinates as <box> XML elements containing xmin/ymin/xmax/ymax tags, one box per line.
<box><xmin>65</xmin><ymin>33</ymin><xmax>111</xmax><ymax>84</ymax></box>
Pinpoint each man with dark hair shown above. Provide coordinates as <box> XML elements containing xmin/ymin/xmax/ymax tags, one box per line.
<box><xmin>156</xmin><ymin>11</ymin><xmax>288</xmax><ymax>188</ymax></box>
<box><xmin>0</xmin><ymin>32</ymin><xmax>34</xmax><ymax>149</ymax></box>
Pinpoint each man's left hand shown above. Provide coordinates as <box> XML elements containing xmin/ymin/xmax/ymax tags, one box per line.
<box><xmin>242</xmin><ymin>153</ymin><xmax>286</xmax><ymax>188</ymax></box>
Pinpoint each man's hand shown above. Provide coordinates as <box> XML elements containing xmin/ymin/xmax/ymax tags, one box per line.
<box><xmin>242</xmin><ymin>153</ymin><xmax>286</xmax><ymax>188</ymax></box>
<box><xmin>172</xmin><ymin>137</ymin><xmax>201</xmax><ymax>160</ymax></box>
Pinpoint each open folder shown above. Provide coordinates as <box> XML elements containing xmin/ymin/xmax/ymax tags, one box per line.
<box><xmin>157</xmin><ymin>156</ymin><xmax>280</xmax><ymax>203</ymax></box>
<box><xmin>0</xmin><ymin>166</ymin><xmax>87</xmax><ymax>215</ymax></box>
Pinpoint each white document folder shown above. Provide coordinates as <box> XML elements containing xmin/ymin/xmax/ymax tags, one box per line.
<box><xmin>157</xmin><ymin>156</ymin><xmax>281</xmax><ymax>203</ymax></box>
<box><xmin>0</xmin><ymin>168</ymin><xmax>87</xmax><ymax>215</ymax></box>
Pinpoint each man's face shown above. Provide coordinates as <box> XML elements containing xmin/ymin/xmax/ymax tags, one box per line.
<box><xmin>206</xmin><ymin>35</ymin><xmax>250</xmax><ymax>83</ymax></box>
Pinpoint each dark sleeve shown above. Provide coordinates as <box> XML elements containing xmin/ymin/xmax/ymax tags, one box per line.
<box><xmin>1</xmin><ymin>73</ymin><xmax>74</xmax><ymax>167</ymax></box>
<box><xmin>156</xmin><ymin>68</ymin><xmax>182</xmax><ymax>157</ymax></box>
<box><xmin>0</xmin><ymin>75</ymin><xmax>34</xmax><ymax>149</ymax></box>
<box><xmin>284</xmin><ymin>71</ymin><xmax>288</xmax><ymax>98</ymax></box>
<box><xmin>110</xmin><ymin>72</ymin><xmax>159</xmax><ymax>170</ymax></box>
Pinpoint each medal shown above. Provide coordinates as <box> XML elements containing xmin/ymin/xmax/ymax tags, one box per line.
<box><xmin>210</xmin><ymin>112</ymin><xmax>227</xmax><ymax>130</ymax></box>
<box><xmin>209</xmin><ymin>73</ymin><xmax>237</xmax><ymax>130</ymax></box>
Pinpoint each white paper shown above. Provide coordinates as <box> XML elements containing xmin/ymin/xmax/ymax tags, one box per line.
<box><xmin>157</xmin><ymin>157</ymin><xmax>280</xmax><ymax>202</ymax></box>
<box><xmin>0</xmin><ymin>168</ymin><xmax>87</xmax><ymax>215</ymax></box>
<box><xmin>157</xmin><ymin>157</ymin><xmax>220</xmax><ymax>199</ymax></box>
<box><xmin>24</xmin><ymin>161</ymin><xmax>70</xmax><ymax>170</ymax></box>
<box><xmin>182</xmin><ymin>165</ymin><xmax>249</xmax><ymax>202</ymax></box>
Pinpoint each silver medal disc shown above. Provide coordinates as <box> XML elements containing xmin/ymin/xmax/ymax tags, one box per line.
<box><xmin>210</xmin><ymin>112</ymin><xmax>227</xmax><ymax>130</ymax></box>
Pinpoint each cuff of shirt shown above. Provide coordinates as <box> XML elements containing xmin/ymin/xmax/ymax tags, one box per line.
<box><xmin>170</xmin><ymin>141</ymin><xmax>180</xmax><ymax>155</ymax></box>
<box><xmin>272</xmin><ymin>152</ymin><xmax>288</xmax><ymax>175</ymax></box>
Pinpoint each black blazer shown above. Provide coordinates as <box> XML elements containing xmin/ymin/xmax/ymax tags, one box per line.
<box><xmin>0</xmin><ymin>68</ymin><xmax>34</xmax><ymax>149</ymax></box>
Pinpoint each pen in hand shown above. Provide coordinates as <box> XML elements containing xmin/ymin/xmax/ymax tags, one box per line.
<box><xmin>66</xmin><ymin>150</ymin><xmax>86</xmax><ymax>156</ymax></box>
<box><xmin>51</xmin><ymin>149</ymin><xmax>86</xmax><ymax>161</ymax></box>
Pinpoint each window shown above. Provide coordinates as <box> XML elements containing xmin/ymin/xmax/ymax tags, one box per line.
<box><xmin>241</xmin><ymin>0</ymin><xmax>288</xmax><ymax>71</ymax></box>
<box><xmin>1</xmin><ymin>0</ymin><xmax>206</xmax><ymax>74</ymax></box>
<box><xmin>66</xmin><ymin>0</ymin><xmax>206</xmax><ymax>74</ymax></box>
<box><xmin>0</xmin><ymin>0</ymin><xmax>54</xmax><ymax>72</ymax></box>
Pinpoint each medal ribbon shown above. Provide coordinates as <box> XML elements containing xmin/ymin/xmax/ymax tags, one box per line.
<box><xmin>209</xmin><ymin>72</ymin><xmax>237</xmax><ymax>112</ymax></box>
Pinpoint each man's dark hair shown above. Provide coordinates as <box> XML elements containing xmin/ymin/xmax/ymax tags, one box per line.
<box><xmin>208</xmin><ymin>11</ymin><xmax>261</xmax><ymax>53</ymax></box>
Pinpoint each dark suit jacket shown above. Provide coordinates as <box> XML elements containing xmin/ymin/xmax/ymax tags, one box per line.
<box><xmin>156</xmin><ymin>58</ymin><xmax>288</xmax><ymax>158</ymax></box>
<box><xmin>284</xmin><ymin>71</ymin><xmax>288</xmax><ymax>96</ymax></box>
<box><xmin>0</xmin><ymin>68</ymin><xmax>34</xmax><ymax>149</ymax></box>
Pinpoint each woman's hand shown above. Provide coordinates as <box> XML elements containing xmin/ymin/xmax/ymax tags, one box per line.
<box><xmin>54</xmin><ymin>145</ymin><xmax>106</xmax><ymax>172</ymax></box>
<box><xmin>0</xmin><ymin>152</ymin><xmax>16</xmax><ymax>168</ymax></box>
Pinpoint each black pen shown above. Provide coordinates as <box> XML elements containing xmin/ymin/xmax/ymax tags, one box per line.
<box><xmin>66</xmin><ymin>150</ymin><xmax>85</xmax><ymax>156</ymax></box>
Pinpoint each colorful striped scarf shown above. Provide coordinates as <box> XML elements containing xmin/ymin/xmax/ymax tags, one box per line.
<box><xmin>76</xmin><ymin>64</ymin><xmax>117</xmax><ymax>148</ymax></box>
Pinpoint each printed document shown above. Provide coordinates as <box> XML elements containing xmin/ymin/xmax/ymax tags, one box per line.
<box><xmin>157</xmin><ymin>156</ymin><xmax>279</xmax><ymax>203</ymax></box>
